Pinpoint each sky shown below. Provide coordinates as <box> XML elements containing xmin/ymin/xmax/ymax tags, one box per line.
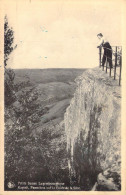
<box><xmin>4</xmin><ymin>0</ymin><xmax>124</xmax><ymax>69</ymax></box>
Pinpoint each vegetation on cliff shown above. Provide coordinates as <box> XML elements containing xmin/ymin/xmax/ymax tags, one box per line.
<box><xmin>4</xmin><ymin>69</ymin><xmax>84</xmax><ymax>190</ymax></box>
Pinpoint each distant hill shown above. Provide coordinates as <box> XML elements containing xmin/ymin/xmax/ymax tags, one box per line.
<box><xmin>13</xmin><ymin>68</ymin><xmax>86</xmax><ymax>127</ymax></box>
<box><xmin>14</xmin><ymin>68</ymin><xmax>86</xmax><ymax>84</ymax></box>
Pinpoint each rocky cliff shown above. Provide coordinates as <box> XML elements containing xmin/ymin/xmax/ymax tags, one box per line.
<box><xmin>64</xmin><ymin>68</ymin><xmax>121</xmax><ymax>190</ymax></box>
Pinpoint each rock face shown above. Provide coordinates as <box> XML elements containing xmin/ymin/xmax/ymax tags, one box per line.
<box><xmin>64</xmin><ymin>68</ymin><xmax>121</xmax><ymax>190</ymax></box>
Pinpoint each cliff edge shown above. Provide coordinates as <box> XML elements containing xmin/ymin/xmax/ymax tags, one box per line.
<box><xmin>64</xmin><ymin>67</ymin><xmax>121</xmax><ymax>190</ymax></box>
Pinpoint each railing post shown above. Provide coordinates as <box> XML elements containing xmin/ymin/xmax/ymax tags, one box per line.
<box><xmin>99</xmin><ymin>47</ymin><xmax>101</xmax><ymax>67</ymax></box>
<box><xmin>119</xmin><ymin>55</ymin><xmax>122</xmax><ymax>86</ymax></box>
<box><xmin>109</xmin><ymin>50</ymin><xmax>112</xmax><ymax>77</ymax></box>
<box><xmin>114</xmin><ymin>46</ymin><xmax>117</xmax><ymax>80</ymax></box>
<box><xmin>106</xmin><ymin>60</ymin><xmax>107</xmax><ymax>73</ymax></box>
<box><xmin>110</xmin><ymin>66</ymin><xmax>111</xmax><ymax>77</ymax></box>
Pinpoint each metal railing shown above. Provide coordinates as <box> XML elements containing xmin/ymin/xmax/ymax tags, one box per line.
<box><xmin>98</xmin><ymin>46</ymin><xmax>122</xmax><ymax>86</ymax></box>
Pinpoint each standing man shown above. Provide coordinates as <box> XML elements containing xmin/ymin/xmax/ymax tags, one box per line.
<box><xmin>97</xmin><ymin>33</ymin><xmax>113</xmax><ymax>68</ymax></box>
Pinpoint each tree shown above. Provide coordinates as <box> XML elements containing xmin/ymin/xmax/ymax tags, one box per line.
<box><xmin>4</xmin><ymin>15</ymin><xmax>17</xmax><ymax>106</ymax></box>
<box><xmin>4</xmin><ymin>15</ymin><xmax>17</xmax><ymax>66</ymax></box>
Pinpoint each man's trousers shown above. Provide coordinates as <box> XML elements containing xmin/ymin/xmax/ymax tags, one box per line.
<box><xmin>102</xmin><ymin>42</ymin><xmax>112</xmax><ymax>68</ymax></box>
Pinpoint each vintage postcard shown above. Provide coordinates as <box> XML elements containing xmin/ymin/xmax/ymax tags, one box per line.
<box><xmin>0</xmin><ymin>0</ymin><xmax>126</xmax><ymax>194</ymax></box>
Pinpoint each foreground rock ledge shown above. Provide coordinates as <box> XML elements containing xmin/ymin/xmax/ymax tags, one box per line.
<box><xmin>64</xmin><ymin>67</ymin><xmax>121</xmax><ymax>190</ymax></box>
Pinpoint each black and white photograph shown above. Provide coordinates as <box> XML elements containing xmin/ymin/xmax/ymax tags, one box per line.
<box><xmin>0</xmin><ymin>0</ymin><xmax>126</xmax><ymax>193</ymax></box>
